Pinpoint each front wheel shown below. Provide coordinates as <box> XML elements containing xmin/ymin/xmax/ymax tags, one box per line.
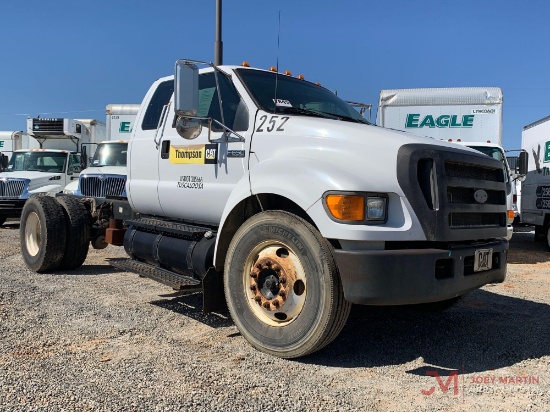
<box><xmin>224</xmin><ymin>211</ymin><xmax>350</xmax><ymax>358</ymax></box>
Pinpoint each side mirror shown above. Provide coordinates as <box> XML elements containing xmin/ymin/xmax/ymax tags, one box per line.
<box><xmin>518</xmin><ymin>150</ymin><xmax>528</xmax><ymax>176</ymax></box>
<box><xmin>82</xmin><ymin>146</ymin><xmax>88</xmax><ymax>169</ymax></box>
<box><xmin>174</xmin><ymin>60</ymin><xmax>201</xmax><ymax>140</ymax></box>
<box><xmin>0</xmin><ymin>154</ymin><xmax>8</xmax><ymax>171</ymax></box>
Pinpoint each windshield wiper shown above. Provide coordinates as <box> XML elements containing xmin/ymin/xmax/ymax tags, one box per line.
<box><xmin>314</xmin><ymin>110</ymin><xmax>371</xmax><ymax>124</ymax></box>
<box><xmin>274</xmin><ymin>107</ymin><xmax>338</xmax><ymax>119</ymax></box>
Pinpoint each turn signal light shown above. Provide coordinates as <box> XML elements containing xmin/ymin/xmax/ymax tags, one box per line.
<box><xmin>325</xmin><ymin>195</ymin><xmax>365</xmax><ymax>221</ymax></box>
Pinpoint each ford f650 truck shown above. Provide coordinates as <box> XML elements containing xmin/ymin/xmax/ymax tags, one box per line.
<box><xmin>20</xmin><ymin>60</ymin><xmax>509</xmax><ymax>358</ymax></box>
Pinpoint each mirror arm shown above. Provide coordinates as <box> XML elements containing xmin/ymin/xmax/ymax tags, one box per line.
<box><xmin>154</xmin><ymin>104</ymin><xmax>170</xmax><ymax>149</ymax></box>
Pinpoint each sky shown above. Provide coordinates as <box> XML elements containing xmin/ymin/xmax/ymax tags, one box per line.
<box><xmin>1</xmin><ymin>0</ymin><xmax>550</xmax><ymax>151</ymax></box>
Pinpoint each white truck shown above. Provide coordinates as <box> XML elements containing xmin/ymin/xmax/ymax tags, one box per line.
<box><xmin>377</xmin><ymin>87</ymin><xmax>522</xmax><ymax>240</ymax></box>
<box><xmin>520</xmin><ymin>115</ymin><xmax>550</xmax><ymax>246</ymax></box>
<box><xmin>64</xmin><ymin>104</ymin><xmax>139</xmax><ymax>194</ymax></box>
<box><xmin>20</xmin><ymin>60</ymin><xmax>509</xmax><ymax>358</ymax></box>
<box><xmin>0</xmin><ymin>118</ymin><xmax>105</xmax><ymax>226</ymax></box>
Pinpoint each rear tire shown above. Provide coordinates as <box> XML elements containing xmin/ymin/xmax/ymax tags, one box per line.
<box><xmin>224</xmin><ymin>211</ymin><xmax>351</xmax><ymax>358</ymax></box>
<box><xmin>57</xmin><ymin>196</ymin><xmax>91</xmax><ymax>270</ymax></box>
<box><xmin>20</xmin><ymin>196</ymin><xmax>67</xmax><ymax>272</ymax></box>
<box><xmin>0</xmin><ymin>216</ymin><xmax>6</xmax><ymax>226</ymax></box>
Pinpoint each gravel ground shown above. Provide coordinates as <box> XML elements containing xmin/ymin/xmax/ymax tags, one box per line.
<box><xmin>1</xmin><ymin>220</ymin><xmax>549</xmax><ymax>411</ymax></box>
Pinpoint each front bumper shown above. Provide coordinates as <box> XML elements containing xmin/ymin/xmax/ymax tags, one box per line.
<box><xmin>0</xmin><ymin>199</ymin><xmax>27</xmax><ymax>218</ymax></box>
<box><xmin>334</xmin><ymin>239</ymin><xmax>508</xmax><ymax>305</ymax></box>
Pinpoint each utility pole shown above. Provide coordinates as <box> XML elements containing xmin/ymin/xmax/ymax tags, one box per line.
<box><xmin>214</xmin><ymin>0</ymin><xmax>223</xmax><ymax>65</ymax></box>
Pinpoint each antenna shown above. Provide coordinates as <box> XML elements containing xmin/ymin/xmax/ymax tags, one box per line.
<box><xmin>214</xmin><ymin>0</ymin><xmax>223</xmax><ymax>65</ymax></box>
<box><xmin>273</xmin><ymin>10</ymin><xmax>281</xmax><ymax>114</ymax></box>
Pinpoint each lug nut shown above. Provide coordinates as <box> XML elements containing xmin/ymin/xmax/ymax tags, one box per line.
<box><xmin>250</xmin><ymin>272</ymin><xmax>257</xmax><ymax>279</ymax></box>
<box><xmin>279</xmin><ymin>291</ymin><xmax>286</xmax><ymax>299</ymax></box>
<box><xmin>254</xmin><ymin>296</ymin><xmax>262</xmax><ymax>303</ymax></box>
<box><xmin>255</xmin><ymin>263</ymin><xmax>262</xmax><ymax>269</ymax></box>
<box><xmin>263</xmin><ymin>302</ymin><xmax>271</xmax><ymax>309</ymax></box>
<box><xmin>279</xmin><ymin>276</ymin><xmax>286</xmax><ymax>284</ymax></box>
<box><xmin>250</xmin><ymin>285</ymin><xmax>257</xmax><ymax>292</ymax></box>
<box><xmin>273</xmin><ymin>265</ymin><xmax>280</xmax><ymax>272</ymax></box>
<box><xmin>272</xmin><ymin>300</ymin><xmax>280</xmax><ymax>309</ymax></box>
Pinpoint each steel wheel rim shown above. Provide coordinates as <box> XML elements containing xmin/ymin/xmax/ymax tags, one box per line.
<box><xmin>25</xmin><ymin>211</ymin><xmax>41</xmax><ymax>257</ymax></box>
<box><xmin>243</xmin><ymin>241</ymin><xmax>307</xmax><ymax>327</ymax></box>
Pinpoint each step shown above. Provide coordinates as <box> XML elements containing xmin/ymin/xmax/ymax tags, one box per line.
<box><xmin>110</xmin><ymin>258</ymin><xmax>201</xmax><ymax>290</ymax></box>
<box><xmin>126</xmin><ymin>217</ymin><xmax>216</xmax><ymax>240</ymax></box>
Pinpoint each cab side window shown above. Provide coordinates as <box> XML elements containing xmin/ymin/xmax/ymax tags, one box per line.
<box><xmin>197</xmin><ymin>73</ymin><xmax>248</xmax><ymax>132</ymax></box>
<box><xmin>68</xmin><ymin>154</ymin><xmax>82</xmax><ymax>173</ymax></box>
<box><xmin>142</xmin><ymin>81</ymin><xmax>174</xmax><ymax>130</ymax></box>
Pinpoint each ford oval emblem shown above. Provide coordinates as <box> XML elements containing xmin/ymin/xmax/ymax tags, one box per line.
<box><xmin>474</xmin><ymin>189</ymin><xmax>488</xmax><ymax>204</ymax></box>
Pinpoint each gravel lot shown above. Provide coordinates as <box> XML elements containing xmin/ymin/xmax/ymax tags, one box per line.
<box><xmin>1</xmin><ymin>220</ymin><xmax>549</xmax><ymax>411</ymax></box>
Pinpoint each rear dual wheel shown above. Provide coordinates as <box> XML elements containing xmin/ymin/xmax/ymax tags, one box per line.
<box><xmin>224</xmin><ymin>211</ymin><xmax>350</xmax><ymax>358</ymax></box>
<box><xmin>20</xmin><ymin>196</ymin><xmax>90</xmax><ymax>272</ymax></box>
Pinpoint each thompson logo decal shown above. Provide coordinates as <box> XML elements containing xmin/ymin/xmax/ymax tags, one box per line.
<box><xmin>406</xmin><ymin>114</ymin><xmax>474</xmax><ymax>128</ymax></box>
<box><xmin>170</xmin><ymin>144</ymin><xmax>217</xmax><ymax>165</ymax></box>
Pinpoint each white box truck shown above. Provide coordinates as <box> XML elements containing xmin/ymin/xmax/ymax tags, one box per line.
<box><xmin>0</xmin><ymin>118</ymin><xmax>105</xmax><ymax>225</ymax></box>
<box><xmin>520</xmin><ymin>115</ymin><xmax>550</xmax><ymax>246</ymax></box>
<box><xmin>377</xmin><ymin>87</ymin><xmax>518</xmax><ymax>239</ymax></box>
<box><xmin>20</xmin><ymin>60</ymin><xmax>510</xmax><ymax>358</ymax></box>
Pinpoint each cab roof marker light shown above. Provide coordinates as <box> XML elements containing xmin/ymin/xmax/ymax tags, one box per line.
<box><xmin>242</xmin><ymin>61</ymin><xmax>250</xmax><ymax>67</ymax></box>
<box><xmin>297</xmin><ymin>74</ymin><xmax>304</xmax><ymax>80</ymax></box>
<box><xmin>284</xmin><ymin>70</ymin><xmax>292</xmax><ymax>76</ymax></box>
<box><xmin>269</xmin><ymin>66</ymin><xmax>277</xmax><ymax>72</ymax></box>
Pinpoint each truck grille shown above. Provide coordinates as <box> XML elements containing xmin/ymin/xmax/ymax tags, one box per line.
<box><xmin>31</xmin><ymin>118</ymin><xmax>64</xmax><ymax>135</ymax></box>
<box><xmin>79</xmin><ymin>175</ymin><xmax>126</xmax><ymax>198</ymax></box>
<box><xmin>398</xmin><ymin>144</ymin><xmax>507</xmax><ymax>242</ymax></box>
<box><xmin>0</xmin><ymin>179</ymin><xmax>26</xmax><ymax>198</ymax></box>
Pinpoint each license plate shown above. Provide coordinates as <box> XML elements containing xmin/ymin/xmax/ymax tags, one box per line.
<box><xmin>474</xmin><ymin>249</ymin><xmax>493</xmax><ymax>272</ymax></box>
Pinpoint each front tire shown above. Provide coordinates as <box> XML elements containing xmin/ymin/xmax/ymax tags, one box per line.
<box><xmin>20</xmin><ymin>196</ymin><xmax>67</xmax><ymax>272</ymax></box>
<box><xmin>224</xmin><ymin>211</ymin><xmax>350</xmax><ymax>358</ymax></box>
<box><xmin>0</xmin><ymin>216</ymin><xmax>6</xmax><ymax>226</ymax></box>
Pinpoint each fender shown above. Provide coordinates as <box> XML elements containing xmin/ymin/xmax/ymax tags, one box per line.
<box><xmin>28</xmin><ymin>184</ymin><xmax>64</xmax><ymax>196</ymax></box>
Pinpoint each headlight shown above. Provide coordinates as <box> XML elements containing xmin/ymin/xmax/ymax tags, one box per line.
<box><xmin>63</xmin><ymin>188</ymin><xmax>76</xmax><ymax>195</ymax></box>
<box><xmin>324</xmin><ymin>192</ymin><xmax>388</xmax><ymax>224</ymax></box>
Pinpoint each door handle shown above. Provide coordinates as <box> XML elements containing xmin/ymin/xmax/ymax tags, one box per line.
<box><xmin>161</xmin><ymin>140</ymin><xmax>170</xmax><ymax>159</ymax></box>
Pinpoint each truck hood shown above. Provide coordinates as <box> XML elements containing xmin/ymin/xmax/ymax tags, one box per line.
<box><xmin>252</xmin><ymin>116</ymin><xmax>488</xmax><ymax>195</ymax></box>
<box><xmin>0</xmin><ymin>171</ymin><xmax>64</xmax><ymax>188</ymax></box>
<box><xmin>80</xmin><ymin>166</ymin><xmax>126</xmax><ymax>176</ymax></box>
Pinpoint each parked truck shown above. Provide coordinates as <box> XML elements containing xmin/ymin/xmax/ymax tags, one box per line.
<box><xmin>520</xmin><ymin>115</ymin><xmax>550</xmax><ymax>247</ymax></box>
<box><xmin>377</xmin><ymin>87</ymin><xmax>521</xmax><ymax>240</ymax></box>
<box><xmin>20</xmin><ymin>60</ymin><xmax>510</xmax><ymax>358</ymax></box>
<box><xmin>0</xmin><ymin>118</ymin><xmax>105</xmax><ymax>226</ymax></box>
<box><xmin>62</xmin><ymin>105</ymin><xmax>138</xmax><ymax>247</ymax></box>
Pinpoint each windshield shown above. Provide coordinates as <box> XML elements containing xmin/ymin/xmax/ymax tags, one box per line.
<box><xmin>469</xmin><ymin>146</ymin><xmax>505</xmax><ymax>162</ymax></box>
<box><xmin>91</xmin><ymin>143</ymin><xmax>128</xmax><ymax>167</ymax></box>
<box><xmin>235</xmin><ymin>69</ymin><xmax>369</xmax><ymax>123</ymax></box>
<box><xmin>6</xmin><ymin>151</ymin><xmax>67</xmax><ymax>173</ymax></box>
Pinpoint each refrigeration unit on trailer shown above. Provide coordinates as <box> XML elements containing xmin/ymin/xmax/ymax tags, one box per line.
<box><xmin>377</xmin><ymin>87</ymin><xmax>521</xmax><ymax>239</ymax></box>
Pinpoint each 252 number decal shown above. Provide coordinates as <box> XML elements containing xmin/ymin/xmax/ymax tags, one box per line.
<box><xmin>256</xmin><ymin>115</ymin><xmax>289</xmax><ymax>132</ymax></box>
